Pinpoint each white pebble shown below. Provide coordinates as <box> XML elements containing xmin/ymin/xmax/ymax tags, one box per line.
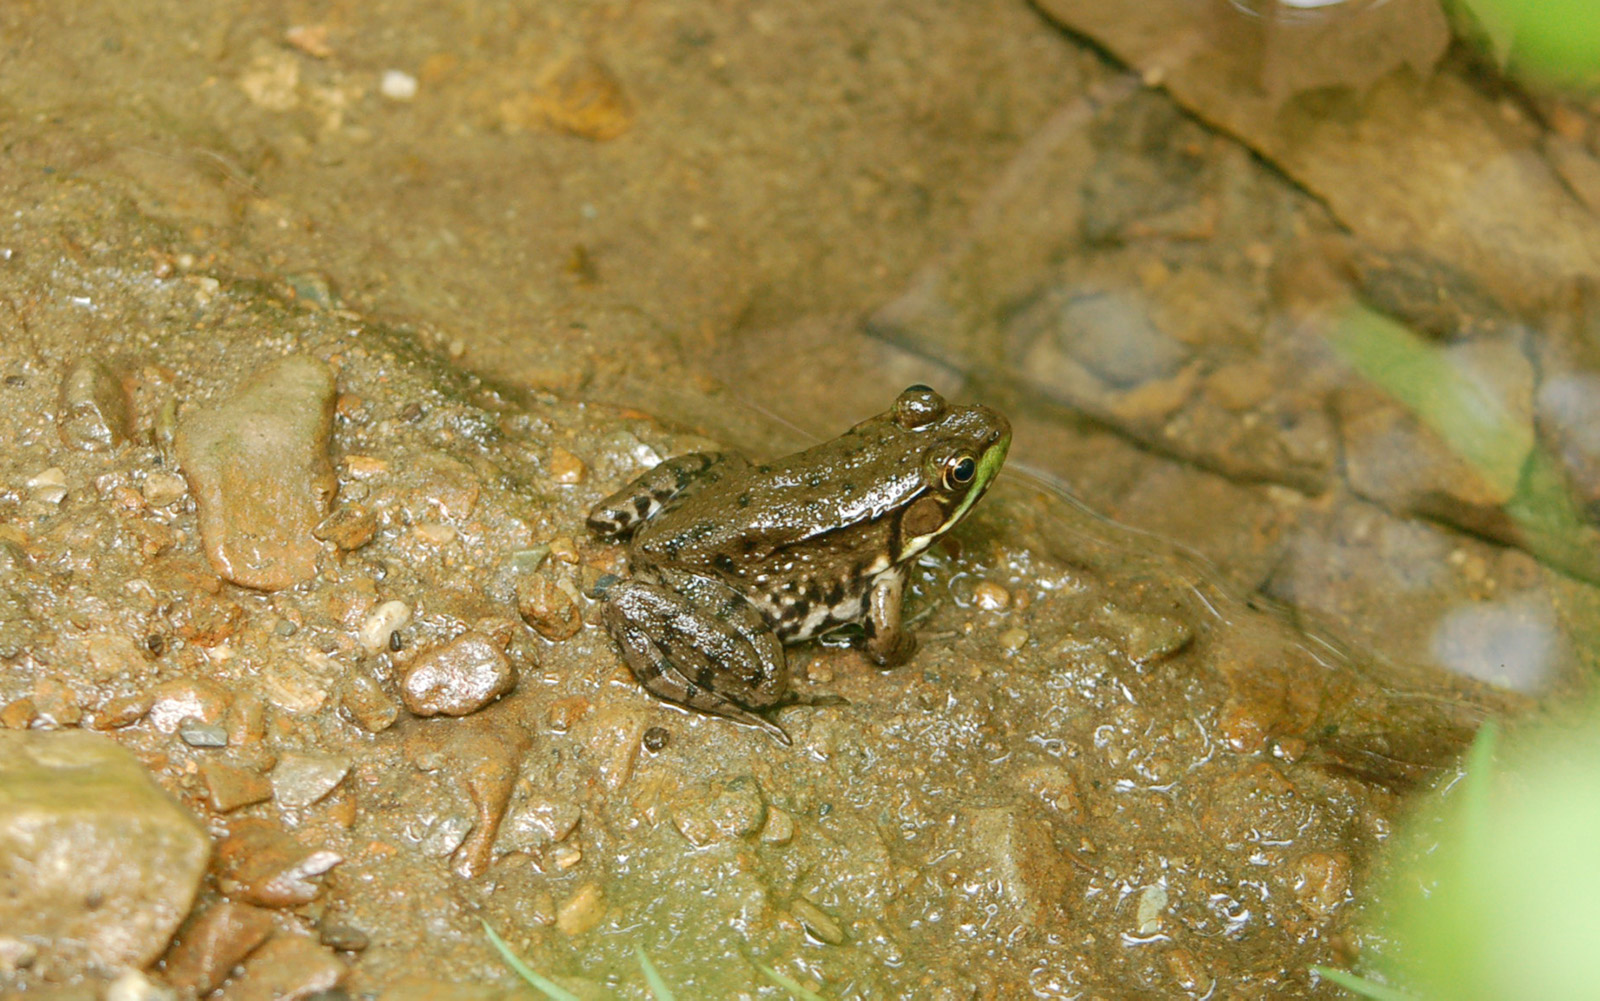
<box><xmin>359</xmin><ymin>600</ymin><xmax>412</xmax><ymax>652</ymax></box>
<box><xmin>26</xmin><ymin>467</ymin><xmax>68</xmax><ymax>504</ymax></box>
<box><xmin>380</xmin><ymin>69</ymin><xmax>418</xmax><ymax>101</ymax></box>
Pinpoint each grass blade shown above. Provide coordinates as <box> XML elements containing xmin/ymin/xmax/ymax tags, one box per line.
<box><xmin>1311</xmin><ymin>965</ymin><xmax>1421</xmax><ymax>1001</ymax></box>
<box><xmin>755</xmin><ymin>962</ymin><xmax>827</xmax><ymax>1001</ymax></box>
<box><xmin>481</xmin><ymin>920</ymin><xmax>582</xmax><ymax>1001</ymax></box>
<box><xmin>635</xmin><ymin>947</ymin><xmax>676</xmax><ymax>1001</ymax></box>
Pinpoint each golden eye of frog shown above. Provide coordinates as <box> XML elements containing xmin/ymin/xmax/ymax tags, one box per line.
<box><xmin>585</xmin><ymin>384</ymin><xmax>1011</xmax><ymax>744</ymax></box>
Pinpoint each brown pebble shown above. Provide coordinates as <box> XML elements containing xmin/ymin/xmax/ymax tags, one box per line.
<box><xmin>642</xmin><ymin>726</ymin><xmax>669</xmax><ymax>753</ymax></box>
<box><xmin>340</xmin><ymin>674</ymin><xmax>399</xmax><ymax>733</ymax></box>
<box><xmin>164</xmin><ymin>901</ymin><xmax>277</xmax><ymax>996</ymax></box>
<box><xmin>555</xmin><ymin>882</ymin><xmax>606</xmax><ymax>936</ymax></box>
<box><xmin>400</xmin><ymin>633</ymin><xmax>515</xmax><ymax>717</ymax></box>
<box><xmin>313</xmin><ymin>504</ymin><xmax>378</xmax><ymax>551</ymax></box>
<box><xmin>225</xmin><ymin>933</ymin><xmax>347</xmax><ymax>1001</ymax></box>
<box><xmin>217</xmin><ymin>818</ymin><xmax>343</xmax><ymax>908</ymax></box>
<box><xmin>547</xmin><ymin>445</ymin><xmax>587</xmax><ymax>485</ymax></box>
<box><xmin>972</xmin><ymin>580</ymin><xmax>1011</xmax><ymax>611</ymax></box>
<box><xmin>92</xmin><ymin>692</ymin><xmax>153</xmax><ymax>730</ymax></box>
<box><xmin>176</xmin><ymin>356</ymin><xmax>337</xmax><ymax>591</ymax></box>
<box><xmin>31</xmin><ymin>679</ymin><xmax>82</xmax><ymax>727</ymax></box>
<box><xmin>546</xmin><ymin>696</ymin><xmax>591</xmax><ymax>732</ymax></box>
<box><xmin>227</xmin><ymin>693</ymin><xmax>267</xmax><ymax>744</ymax></box>
<box><xmin>147</xmin><ymin>678</ymin><xmax>233</xmax><ymax>733</ymax></box>
<box><xmin>447</xmin><ymin>728</ymin><xmax>527</xmax><ymax>879</ymax></box>
<box><xmin>201</xmin><ymin>760</ymin><xmax>273</xmax><ymax>812</ymax></box>
<box><xmin>547</xmin><ymin>536</ymin><xmax>580</xmax><ymax>564</ymax></box>
<box><xmin>318</xmin><ymin>922</ymin><xmax>370</xmax><ymax>952</ymax></box>
<box><xmin>517</xmin><ymin>574</ymin><xmax>583</xmax><ymax>640</ymax></box>
<box><xmin>504</xmin><ymin>53</ymin><xmax>634</xmax><ymax>141</ymax></box>
<box><xmin>1292</xmin><ymin>851</ymin><xmax>1352</xmax><ymax>918</ymax></box>
<box><xmin>57</xmin><ymin>358</ymin><xmax>130</xmax><ymax>452</ymax></box>
<box><xmin>0</xmin><ymin>698</ymin><xmax>36</xmax><ymax>730</ymax></box>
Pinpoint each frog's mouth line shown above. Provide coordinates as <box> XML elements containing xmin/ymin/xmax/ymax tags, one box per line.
<box><xmin>899</xmin><ymin>434</ymin><xmax>1011</xmax><ymax>559</ymax></box>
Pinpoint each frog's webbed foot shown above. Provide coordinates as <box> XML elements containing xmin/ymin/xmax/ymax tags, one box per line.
<box><xmin>586</xmin><ymin>452</ymin><xmax>750</xmax><ymax>541</ymax></box>
<box><xmin>599</xmin><ymin>574</ymin><xmax>793</xmax><ymax>745</ymax></box>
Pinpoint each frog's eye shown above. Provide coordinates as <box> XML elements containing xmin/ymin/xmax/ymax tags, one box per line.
<box><xmin>943</xmin><ymin>453</ymin><xmax>978</xmax><ymax>489</ymax></box>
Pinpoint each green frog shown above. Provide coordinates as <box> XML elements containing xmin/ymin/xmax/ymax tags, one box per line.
<box><xmin>586</xmin><ymin>385</ymin><xmax>1011</xmax><ymax>744</ymax></box>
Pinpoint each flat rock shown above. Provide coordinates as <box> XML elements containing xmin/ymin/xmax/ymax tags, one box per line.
<box><xmin>226</xmin><ymin>933</ymin><xmax>347</xmax><ymax>1001</ymax></box>
<box><xmin>270</xmin><ymin>751</ymin><xmax>352</xmax><ymax>808</ymax></box>
<box><xmin>57</xmin><ymin>357</ymin><xmax>130</xmax><ymax>452</ymax></box>
<box><xmin>0</xmin><ymin>731</ymin><xmax>210</xmax><ymax>979</ymax></box>
<box><xmin>176</xmin><ymin>355</ymin><xmax>337</xmax><ymax>590</ymax></box>
<box><xmin>400</xmin><ymin>632</ymin><xmax>515</xmax><ymax>717</ymax></box>
<box><xmin>163</xmin><ymin>900</ymin><xmax>277</xmax><ymax>995</ymax></box>
<box><xmin>216</xmin><ymin>818</ymin><xmax>342</xmax><ymax>908</ymax></box>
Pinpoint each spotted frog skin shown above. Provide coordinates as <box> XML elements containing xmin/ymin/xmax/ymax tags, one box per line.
<box><xmin>586</xmin><ymin>385</ymin><xmax>1011</xmax><ymax>743</ymax></box>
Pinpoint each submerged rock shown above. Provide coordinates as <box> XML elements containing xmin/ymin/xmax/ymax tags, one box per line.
<box><xmin>176</xmin><ymin>355</ymin><xmax>337</xmax><ymax>590</ymax></box>
<box><xmin>0</xmin><ymin>731</ymin><xmax>210</xmax><ymax>979</ymax></box>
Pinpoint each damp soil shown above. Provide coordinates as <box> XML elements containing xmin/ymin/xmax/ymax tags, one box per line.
<box><xmin>3</xmin><ymin>1</ymin><xmax>1599</xmax><ymax>999</ymax></box>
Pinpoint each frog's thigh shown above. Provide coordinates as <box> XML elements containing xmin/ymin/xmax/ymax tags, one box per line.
<box><xmin>602</xmin><ymin>578</ymin><xmax>791</xmax><ymax>743</ymax></box>
<box><xmin>585</xmin><ymin>452</ymin><xmax>749</xmax><ymax>540</ymax></box>
<box><xmin>863</xmin><ymin>568</ymin><xmax>918</xmax><ymax>666</ymax></box>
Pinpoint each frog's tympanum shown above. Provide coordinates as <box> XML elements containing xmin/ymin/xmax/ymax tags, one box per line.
<box><xmin>586</xmin><ymin>385</ymin><xmax>1011</xmax><ymax>744</ymax></box>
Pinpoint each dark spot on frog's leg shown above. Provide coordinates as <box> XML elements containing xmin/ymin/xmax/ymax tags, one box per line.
<box><xmin>825</xmin><ymin>581</ymin><xmax>844</xmax><ymax>606</ymax></box>
<box><xmin>684</xmin><ymin>682</ymin><xmax>699</xmax><ymax>700</ymax></box>
<box><xmin>738</xmin><ymin>493</ymin><xmax>751</xmax><ymax>508</ymax></box>
<box><xmin>633</xmin><ymin>496</ymin><xmax>653</xmax><ymax>518</ymax></box>
<box><xmin>713</xmin><ymin>553</ymin><xmax>736</xmax><ymax>573</ymax></box>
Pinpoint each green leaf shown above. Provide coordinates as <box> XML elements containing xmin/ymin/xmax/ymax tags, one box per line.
<box><xmin>481</xmin><ymin>920</ymin><xmax>582</xmax><ymax>1001</ymax></box>
<box><xmin>1311</xmin><ymin>965</ymin><xmax>1422</xmax><ymax>1001</ymax></box>
<box><xmin>636</xmin><ymin>947</ymin><xmax>676</xmax><ymax>1001</ymax></box>
<box><xmin>755</xmin><ymin>962</ymin><xmax>828</xmax><ymax>1001</ymax></box>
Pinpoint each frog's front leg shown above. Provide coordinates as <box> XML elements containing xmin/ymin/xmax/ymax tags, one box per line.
<box><xmin>862</xmin><ymin>568</ymin><xmax>918</xmax><ymax>667</ymax></box>
<box><xmin>598</xmin><ymin>569</ymin><xmax>792</xmax><ymax>744</ymax></box>
<box><xmin>586</xmin><ymin>452</ymin><xmax>749</xmax><ymax>541</ymax></box>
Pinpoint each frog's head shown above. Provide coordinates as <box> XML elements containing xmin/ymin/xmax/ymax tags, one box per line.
<box><xmin>885</xmin><ymin>384</ymin><xmax>1011</xmax><ymax>561</ymax></box>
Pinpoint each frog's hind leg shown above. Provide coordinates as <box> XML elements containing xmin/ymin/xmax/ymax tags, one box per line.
<box><xmin>599</xmin><ymin>574</ymin><xmax>792</xmax><ymax>744</ymax></box>
<box><xmin>585</xmin><ymin>452</ymin><xmax>748</xmax><ymax>541</ymax></box>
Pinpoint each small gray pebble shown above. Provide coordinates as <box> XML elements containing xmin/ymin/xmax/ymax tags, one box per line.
<box><xmin>177</xmin><ymin>716</ymin><xmax>228</xmax><ymax>748</ymax></box>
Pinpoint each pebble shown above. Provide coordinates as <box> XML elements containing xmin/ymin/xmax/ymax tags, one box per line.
<box><xmin>105</xmin><ymin>969</ymin><xmax>177</xmax><ymax>1001</ymax></box>
<box><xmin>176</xmin><ymin>355</ymin><xmax>338</xmax><ymax>590</ymax></box>
<box><xmin>26</xmin><ymin>466</ymin><xmax>68</xmax><ymax>504</ymax></box>
<box><xmin>147</xmin><ymin>678</ymin><xmax>233</xmax><ymax>733</ymax></box>
<box><xmin>340</xmin><ymin>673</ymin><xmax>399</xmax><ymax>732</ymax></box>
<box><xmin>998</xmin><ymin>627</ymin><xmax>1030</xmax><ymax>653</ymax></box>
<box><xmin>760</xmin><ymin>807</ymin><xmax>795</xmax><ymax>845</ymax></box>
<box><xmin>358</xmin><ymin>599</ymin><xmax>412</xmax><ymax>652</ymax></box>
<box><xmin>217</xmin><ymin>818</ymin><xmax>343</xmax><ymax>907</ymax></box>
<box><xmin>1136</xmin><ymin>884</ymin><xmax>1169</xmax><ymax>934</ymax></box>
<box><xmin>0</xmin><ymin>731</ymin><xmax>210</xmax><ymax>977</ymax></box>
<box><xmin>178</xmin><ymin>715</ymin><xmax>229</xmax><ymax>748</ymax></box>
<box><xmin>790</xmin><ymin>897</ymin><xmax>846</xmax><ymax>945</ymax></box>
<box><xmin>201</xmin><ymin>760</ymin><xmax>274</xmax><ymax>812</ymax></box>
<box><xmin>226</xmin><ymin>933</ymin><xmax>348</xmax><ymax>1001</ymax></box>
<box><xmin>517</xmin><ymin>573</ymin><xmax>583</xmax><ymax>640</ymax></box>
<box><xmin>972</xmin><ymin>580</ymin><xmax>1012</xmax><ymax>611</ymax></box>
<box><xmin>547</xmin><ymin>445</ymin><xmax>587</xmax><ymax>484</ymax></box>
<box><xmin>0</xmin><ymin>697</ymin><xmax>35</xmax><ymax>729</ymax></box>
<box><xmin>1291</xmin><ymin>851</ymin><xmax>1352</xmax><ymax>918</ymax></box>
<box><xmin>380</xmin><ymin>69</ymin><xmax>418</xmax><ymax>101</ymax></box>
<box><xmin>319</xmin><ymin>922</ymin><xmax>371</xmax><ymax>952</ymax></box>
<box><xmin>555</xmin><ymin>882</ymin><xmax>606</xmax><ymax>936</ymax></box>
<box><xmin>141</xmin><ymin>471</ymin><xmax>189</xmax><ymax>507</ymax></box>
<box><xmin>642</xmin><ymin>726</ymin><xmax>670</xmax><ymax>753</ymax></box>
<box><xmin>314</xmin><ymin>504</ymin><xmax>378</xmax><ymax>551</ymax></box>
<box><xmin>672</xmin><ymin>777</ymin><xmax>767</xmax><ymax>847</ymax></box>
<box><xmin>162</xmin><ymin>901</ymin><xmax>277</xmax><ymax>996</ymax></box>
<box><xmin>400</xmin><ymin>633</ymin><xmax>515</xmax><ymax>716</ymax></box>
<box><xmin>447</xmin><ymin>729</ymin><xmax>525</xmax><ymax>879</ymax></box>
<box><xmin>57</xmin><ymin>358</ymin><xmax>130</xmax><ymax>452</ymax></box>
<box><xmin>271</xmin><ymin>752</ymin><xmax>352</xmax><ymax>808</ymax></box>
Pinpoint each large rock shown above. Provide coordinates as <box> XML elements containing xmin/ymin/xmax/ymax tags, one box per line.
<box><xmin>0</xmin><ymin>731</ymin><xmax>211</xmax><ymax>980</ymax></box>
<box><xmin>176</xmin><ymin>355</ymin><xmax>337</xmax><ymax>591</ymax></box>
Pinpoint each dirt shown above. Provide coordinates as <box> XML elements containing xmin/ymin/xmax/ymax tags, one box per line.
<box><xmin>2</xmin><ymin>0</ymin><xmax>1599</xmax><ymax>999</ymax></box>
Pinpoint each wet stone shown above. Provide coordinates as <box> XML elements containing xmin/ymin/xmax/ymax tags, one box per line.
<box><xmin>147</xmin><ymin>677</ymin><xmax>232</xmax><ymax>733</ymax></box>
<box><xmin>318</xmin><ymin>922</ymin><xmax>370</xmax><ymax>952</ymax></box>
<box><xmin>105</xmin><ymin>969</ymin><xmax>177</xmax><ymax>1001</ymax></box>
<box><xmin>791</xmin><ymin>896</ymin><xmax>846</xmax><ymax>945</ymax></box>
<box><xmin>271</xmin><ymin>752</ymin><xmax>352</xmax><ymax>808</ymax></box>
<box><xmin>340</xmin><ymin>673</ymin><xmax>400</xmax><ymax>732</ymax></box>
<box><xmin>57</xmin><ymin>357</ymin><xmax>129</xmax><ymax>452</ymax></box>
<box><xmin>517</xmin><ymin>573</ymin><xmax>583</xmax><ymax>640</ymax></box>
<box><xmin>163</xmin><ymin>900</ymin><xmax>277</xmax><ymax>996</ymax></box>
<box><xmin>176</xmin><ymin>355</ymin><xmax>337</xmax><ymax>591</ymax></box>
<box><xmin>400</xmin><ymin>632</ymin><xmax>515</xmax><ymax>716</ymax></box>
<box><xmin>555</xmin><ymin>881</ymin><xmax>607</xmax><ymax>936</ymax></box>
<box><xmin>227</xmin><ymin>933</ymin><xmax>347</xmax><ymax>1001</ymax></box>
<box><xmin>1098</xmin><ymin>606</ymin><xmax>1194</xmax><ymax>665</ymax></box>
<box><xmin>217</xmin><ymin>818</ymin><xmax>342</xmax><ymax>907</ymax></box>
<box><xmin>672</xmin><ymin>776</ymin><xmax>768</xmax><ymax>847</ymax></box>
<box><xmin>200</xmin><ymin>760</ymin><xmax>273</xmax><ymax>813</ymax></box>
<box><xmin>141</xmin><ymin>471</ymin><xmax>188</xmax><ymax>507</ymax></box>
<box><xmin>0</xmin><ymin>731</ymin><xmax>211</xmax><ymax>979</ymax></box>
<box><xmin>178</xmin><ymin>716</ymin><xmax>229</xmax><ymax>748</ymax></box>
<box><xmin>357</xmin><ymin>599</ymin><xmax>411</xmax><ymax>652</ymax></box>
<box><xmin>313</xmin><ymin>503</ymin><xmax>378</xmax><ymax>551</ymax></box>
